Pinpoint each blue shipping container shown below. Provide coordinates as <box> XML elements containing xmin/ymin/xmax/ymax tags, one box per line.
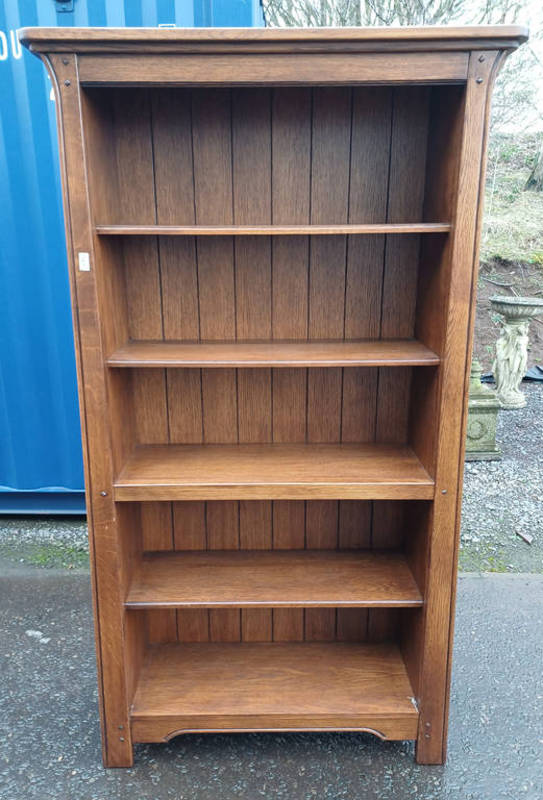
<box><xmin>0</xmin><ymin>0</ymin><xmax>264</xmax><ymax>514</ymax></box>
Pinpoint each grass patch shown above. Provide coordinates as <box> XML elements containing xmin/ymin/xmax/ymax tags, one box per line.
<box><xmin>459</xmin><ymin>544</ymin><xmax>510</xmax><ymax>573</ymax></box>
<box><xmin>0</xmin><ymin>542</ymin><xmax>89</xmax><ymax>570</ymax></box>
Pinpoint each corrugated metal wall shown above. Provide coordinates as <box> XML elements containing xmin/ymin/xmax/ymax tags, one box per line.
<box><xmin>0</xmin><ymin>0</ymin><xmax>264</xmax><ymax>514</ymax></box>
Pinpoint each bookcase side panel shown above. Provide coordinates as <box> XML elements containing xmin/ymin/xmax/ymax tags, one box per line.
<box><xmin>45</xmin><ymin>54</ymin><xmax>135</xmax><ymax>768</ymax></box>
<box><xmin>409</xmin><ymin>86</ymin><xmax>467</xmax><ymax>480</ymax></box>
<box><xmin>414</xmin><ymin>51</ymin><xmax>503</xmax><ymax>765</ymax></box>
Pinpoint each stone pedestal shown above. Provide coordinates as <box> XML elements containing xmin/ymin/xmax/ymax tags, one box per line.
<box><xmin>491</xmin><ymin>295</ymin><xmax>543</xmax><ymax>409</ymax></box>
<box><xmin>465</xmin><ymin>359</ymin><xmax>501</xmax><ymax>461</ymax></box>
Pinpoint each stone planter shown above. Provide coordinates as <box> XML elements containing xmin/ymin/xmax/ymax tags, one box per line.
<box><xmin>490</xmin><ymin>296</ymin><xmax>543</xmax><ymax>409</ymax></box>
<box><xmin>465</xmin><ymin>359</ymin><xmax>501</xmax><ymax>461</ymax></box>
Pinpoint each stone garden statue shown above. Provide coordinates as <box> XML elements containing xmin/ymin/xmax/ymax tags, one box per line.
<box><xmin>490</xmin><ymin>296</ymin><xmax>543</xmax><ymax>409</ymax></box>
<box><xmin>493</xmin><ymin>319</ymin><xmax>529</xmax><ymax>409</ymax></box>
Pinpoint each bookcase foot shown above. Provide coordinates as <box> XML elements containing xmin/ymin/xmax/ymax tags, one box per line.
<box><xmin>101</xmin><ymin>731</ymin><xmax>134</xmax><ymax>769</ymax></box>
<box><xmin>415</xmin><ymin>734</ymin><xmax>446</xmax><ymax>765</ymax></box>
<box><xmin>103</xmin><ymin>748</ymin><xmax>134</xmax><ymax>769</ymax></box>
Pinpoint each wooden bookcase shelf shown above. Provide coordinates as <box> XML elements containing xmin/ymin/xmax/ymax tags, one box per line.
<box><xmin>114</xmin><ymin>443</ymin><xmax>434</xmax><ymax>501</ymax></box>
<box><xmin>126</xmin><ymin>550</ymin><xmax>423</xmax><ymax>609</ymax></box>
<box><xmin>22</xmin><ymin>23</ymin><xmax>527</xmax><ymax>768</ymax></box>
<box><xmin>107</xmin><ymin>339</ymin><xmax>440</xmax><ymax>368</ymax></box>
<box><xmin>131</xmin><ymin>642</ymin><xmax>419</xmax><ymax>742</ymax></box>
<box><xmin>96</xmin><ymin>222</ymin><xmax>451</xmax><ymax>235</ymax></box>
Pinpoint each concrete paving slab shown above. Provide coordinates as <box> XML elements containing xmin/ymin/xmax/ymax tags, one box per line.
<box><xmin>0</xmin><ymin>565</ymin><xmax>541</xmax><ymax>800</ymax></box>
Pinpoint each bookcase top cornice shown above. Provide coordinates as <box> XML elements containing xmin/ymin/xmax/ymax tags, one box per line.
<box><xmin>19</xmin><ymin>25</ymin><xmax>528</xmax><ymax>54</ymax></box>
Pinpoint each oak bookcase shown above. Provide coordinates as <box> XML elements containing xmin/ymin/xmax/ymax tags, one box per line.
<box><xmin>22</xmin><ymin>25</ymin><xmax>527</xmax><ymax>767</ymax></box>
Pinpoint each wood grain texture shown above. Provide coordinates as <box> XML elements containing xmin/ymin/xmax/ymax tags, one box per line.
<box><xmin>414</xmin><ymin>52</ymin><xmax>502</xmax><ymax>765</ymax></box>
<box><xmin>381</xmin><ymin>88</ymin><xmax>429</xmax><ymax>341</ymax></box>
<box><xmin>171</xmin><ymin>501</ymin><xmax>209</xmax><ymax>643</ymax></box>
<box><xmin>20</xmin><ymin>25</ymin><xmax>528</xmax><ymax>49</ymax></box>
<box><xmin>268</xmin><ymin>87</ymin><xmax>311</xmax><ymax>645</ymax></box>
<box><xmin>107</xmin><ymin>340</ymin><xmax>440</xmax><ymax>368</ymax></box>
<box><xmin>231</xmin><ymin>91</ymin><xmax>274</xmax><ymax>640</ymax></box>
<box><xmin>77</xmin><ymin>52</ymin><xmax>469</xmax><ymax>86</ymax></box>
<box><xmin>113</xmin><ymin>99</ymin><xmax>178</xmax><ymax>648</ymax></box>
<box><xmin>345</xmin><ymin>87</ymin><xmax>392</xmax><ymax>339</ymax></box>
<box><xmin>304</xmin><ymin>499</ymin><xmax>339</xmax><ymax>640</ymax></box>
<box><xmin>44</xmin><ymin>55</ymin><xmax>135</xmax><ymax>768</ymax></box>
<box><xmin>126</xmin><ymin>550</ymin><xmax>423</xmax><ymax>608</ymax></box>
<box><xmin>149</xmin><ymin>85</ymin><xmax>203</xmax><ymax>645</ymax></box>
<box><xmin>114</xmin><ymin>443</ymin><xmax>434</xmax><ymax>501</ymax></box>
<box><xmin>151</xmin><ymin>90</ymin><xmax>199</xmax><ymax>341</ymax></box>
<box><xmin>131</xmin><ymin>642</ymin><xmax>419</xmax><ymax>742</ymax></box>
<box><xmin>304</xmin><ymin>87</ymin><xmax>350</xmax><ymax>639</ymax></box>
<box><xmin>96</xmin><ymin>223</ymin><xmax>451</xmax><ymax>235</ymax></box>
<box><xmin>271</xmin><ymin>499</ymin><xmax>305</xmax><ymax>641</ymax></box>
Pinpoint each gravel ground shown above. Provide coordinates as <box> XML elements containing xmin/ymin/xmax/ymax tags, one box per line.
<box><xmin>0</xmin><ymin>517</ymin><xmax>88</xmax><ymax>569</ymax></box>
<box><xmin>0</xmin><ymin>383</ymin><xmax>541</xmax><ymax>573</ymax></box>
<box><xmin>460</xmin><ymin>382</ymin><xmax>543</xmax><ymax>573</ymax></box>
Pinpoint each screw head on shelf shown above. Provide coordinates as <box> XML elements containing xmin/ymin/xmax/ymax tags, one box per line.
<box><xmin>476</xmin><ymin>77</ymin><xmax>484</xmax><ymax>84</ymax></box>
<box><xmin>62</xmin><ymin>58</ymin><xmax>69</xmax><ymax>65</ymax></box>
<box><xmin>64</xmin><ymin>79</ymin><xmax>71</xmax><ymax>87</ymax></box>
<box><xmin>478</xmin><ymin>55</ymin><xmax>486</xmax><ymax>62</ymax></box>
<box><xmin>441</xmin><ymin>489</ymin><xmax>447</xmax><ymax>495</ymax></box>
<box><xmin>100</xmin><ymin>490</ymin><xmax>108</xmax><ymax>497</ymax></box>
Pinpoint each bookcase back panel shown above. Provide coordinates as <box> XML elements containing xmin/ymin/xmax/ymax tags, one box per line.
<box><xmin>87</xmin><ymin>82</ymin><xmax>438</xmax><ymax>349</ymax></box>
<box><xmin>116</xmin><ymin>233</ymin><xmax>423</xmax><ymax>344</ymax></box>
<box><xmin>143</xmin><ymin>606</ymin><xmax>403</xmax><ymax>645</ymax></box>
<box><xmin>85</xmin><ymin>85</ymin><xmax>432</xmax><ymax>227</ymax></box>
<box><xmin>127</xmin><ymin>366</ymin><xmax>413</xmax><ymax>446</ymax></box>
<box><xmin>86</xmin><ymin>81</ymin><xmax>451</xmax><ymax>653</ymax></box>
<box><xmin>139</xmin><ymin>498</ymin><xmax>412</xmax><ymax>645</ymax></box>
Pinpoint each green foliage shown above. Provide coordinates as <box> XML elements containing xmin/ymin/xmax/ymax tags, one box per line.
<box><xmin>0</xmin><ymin>541</ymin><xmax>89</xmax><ymax>570</ymax></box>
<box><xmin>482</xmin><ymin>133</ymin><xmax>543</xmax><ymax>264</ymax></box>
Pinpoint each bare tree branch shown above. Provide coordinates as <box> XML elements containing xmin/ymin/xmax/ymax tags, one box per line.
<box><xmin>263</xmin><ymin>0</ymin><xmax>529</xmax><ymax>28</ymax></box>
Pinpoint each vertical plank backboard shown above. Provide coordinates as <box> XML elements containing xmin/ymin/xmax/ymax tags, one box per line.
<box><xmin>381</xmin><ymin>88</ymin><xmax>430</xmax><ymax>340</ymax></box>
<box><xmin>173</xmin><ymin>501</ymin><xmax>209</xmax><ymax>642</ymax></box>
<box><xmin>192</xmin><ymin>93</ymin><xmax>238</xmax><ymax>611</ymax></box>
<box><xmin>345</xmin><ymin>87</ymin><xmax>392</xmax><ymax>339</ymax></box>
<box><xmin>193</xmin><ymin>89</ymin><xmax>236</xmax><ymax>340</ymax></box>
<box><xmin>271</xmin><ymin>88</ymin><xmax>313</xmax><ymax>640</ymax></box>
<box><xmin>153</xmin><ymin>91</ymin><xmax>199</xmax><ymax>341</ymax></box>
<box><xmin>114</xmin><ymin>92</ymin><xmax>177</xmax><ymax>647</ymax></box>
<box><xmin>207</xmin><ymin>500</ymin><xmax>241</xmax><ymax>642</ymax></box>
<box><xmin>232</xmin><ymin>88</ymin><xmax>274</xmax><ymax>640</ymax></box>
<box><xmin>271</xmin><ymin>88</ymin><xmax>311</xmax><ymax>340</ymax></box>
<box><xmin>309</xmin><ymin>87</ymin><xmax>351</xmax><ymax>339</ymax></box>
<box><xmin>272</xmin><ymin>500</ymin><xmax>305</xmax><ymax>641</ymax></box>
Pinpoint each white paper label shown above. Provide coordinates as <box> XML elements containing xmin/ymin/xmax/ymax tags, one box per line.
<box><xmin>78</xmin><ymin>252</ymin><xmax>90</xmax><ymax>272</ymax></box>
